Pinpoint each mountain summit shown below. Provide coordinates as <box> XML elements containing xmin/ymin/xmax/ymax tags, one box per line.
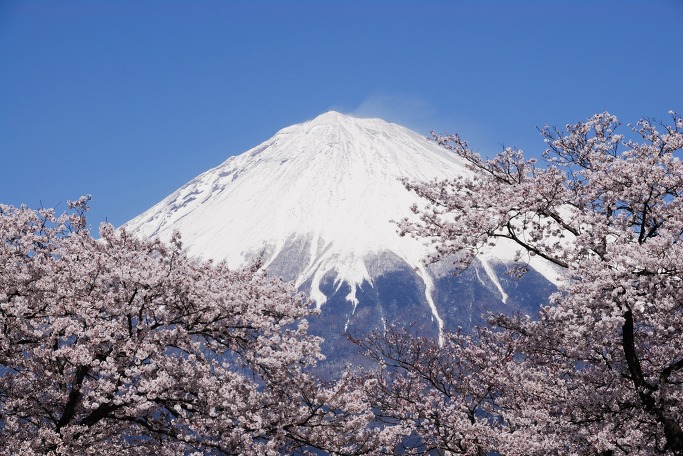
<box><xmin>126</xmin><ymin>112</ymin><xmax>556</xmax><ymax>345</ymax></box>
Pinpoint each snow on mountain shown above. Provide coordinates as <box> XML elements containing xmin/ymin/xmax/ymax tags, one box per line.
<box><xmin>126</xmin><ymin>112</ymin><xmax>558</xmax><ymax>340</ymax></box>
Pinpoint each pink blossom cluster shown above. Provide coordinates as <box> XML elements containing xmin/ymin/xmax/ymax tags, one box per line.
<box><xmin>379</xmin><ymin>111</ymin><xmax>683</xmax><ymax>454</ymax></box>
<box><xmin>0</xmin><ymin>197</ymin><xmax>396</xmax><ymax>454</ymax></box>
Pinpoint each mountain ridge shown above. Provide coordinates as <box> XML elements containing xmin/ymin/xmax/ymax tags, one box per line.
<box><xmin>126</xmin><ymin>111</ymin><xmax>559</xmax><ymax>342</ymax></box>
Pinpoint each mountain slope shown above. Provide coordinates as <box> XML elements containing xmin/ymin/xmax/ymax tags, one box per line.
<box><xmin>126</xmin><ymin>112</ymin><xmax>558</xmax><ymax>342</ymax></box>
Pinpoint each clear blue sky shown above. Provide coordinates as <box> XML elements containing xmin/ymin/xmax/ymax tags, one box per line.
<box><xmin>1</xmin><ymin>1</ymin><xmax>682</xmax><ymax>229</ymax></box>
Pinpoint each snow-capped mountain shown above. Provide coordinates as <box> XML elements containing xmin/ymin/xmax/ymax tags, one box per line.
<box><xmin>126</xmin><ymin>112</ymin><xmax>557</xmax><ymax>353</ymax></box>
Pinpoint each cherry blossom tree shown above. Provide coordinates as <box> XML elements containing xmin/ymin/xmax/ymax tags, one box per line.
<box><xmin>352</xmin><ymin>325</ymin><xmax>513</xmax><ymax>455</ymax></box>
<box><xmin>0</xmin><ymin>197</ymin><xmax>391</xmax><ymax>455</ymax></box>
<box><xmin>360</xmin><ymin>111</ymin><xmax>683</xmax><ymax>454</ymax></box>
